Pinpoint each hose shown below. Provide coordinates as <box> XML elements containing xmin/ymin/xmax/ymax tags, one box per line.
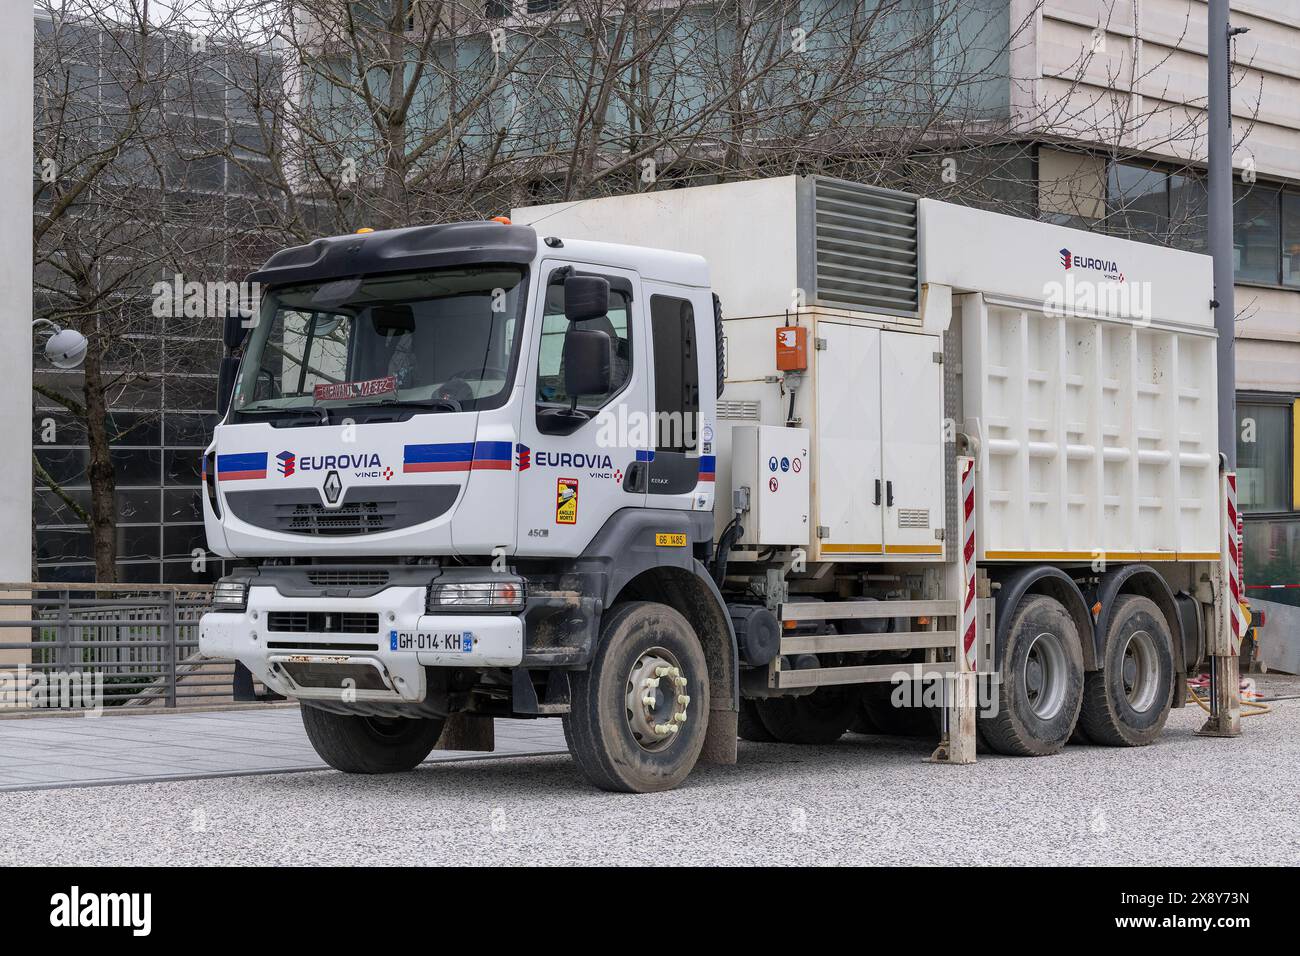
<box><xmin>1184</xmin><ymin>680</ymin><xmax>1273</xmax><ymax>717</ymax></box>
<box><xmin>711</xmin><ymin>515</ymin><xmax>744</xmax><ymax>588</ymax></box>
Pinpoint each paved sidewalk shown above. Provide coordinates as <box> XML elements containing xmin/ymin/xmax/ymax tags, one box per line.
<box><xmin>0</xmin><ymin>708</ymin><xmax>568</xmax><ymax>791</ymax></box>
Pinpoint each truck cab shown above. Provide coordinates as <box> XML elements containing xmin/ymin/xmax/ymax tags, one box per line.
<box><xmin>199</xmin><ymin>221</ymin><xmax>737</xmax><ymax>792</ymax></box>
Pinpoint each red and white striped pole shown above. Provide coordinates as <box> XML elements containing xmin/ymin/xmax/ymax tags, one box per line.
<box><xmin>1198</xmin><ymin>469</ymin><xmax>1242</xmax><ymax>737</ymax></box>
<box><xmin>930</xmin><ymin>456</ymin><xmax>979</xmax><ymax>764</ymax></box>
<box><xmin>960</xmin><ymin>456</ymin><xmax>978</xmax><ymax>673</ymax></box>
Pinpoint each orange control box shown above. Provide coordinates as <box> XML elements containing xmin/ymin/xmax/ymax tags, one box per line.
<box><xmin>775</xmin><ymin>325</ymin><xmax>807</xmax><ymax>371</ymax></box>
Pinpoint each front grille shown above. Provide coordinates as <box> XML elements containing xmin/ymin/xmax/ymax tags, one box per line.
<box><xmin>285</xmin><ymin>502</ymin><xmax>394</xmax><ymax>536</ymax></box>
<box><xmin>266</xmin><ymin>611</ymin><xmax>380</xmax><ymax>634</ymax></box>
<box><xmin>305</xmin><ymin>569</ymin><xmax>391</xmax><ymax>588</ymax></box>
<box><xmin>279</xmin><ymin>662</ymin><xmax>391</xmax><ymax>692</ymax></box>
<box><xmin>224</xmin><ymin>486</ymin><xmax>459</xmax><ymax>537</ymax></box>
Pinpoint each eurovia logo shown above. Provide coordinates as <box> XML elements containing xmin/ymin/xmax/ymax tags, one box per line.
<box><xmin>516</xmin><ymin>442</ymin><xmax>531</xmax><ymax>471</ymax></box>
<box><xmin>276</xmin><ymin>450</ymin><xmax>296</xmax><ymax>477</ymax></box>
<box><xmin>1059</xmin><ymin>246</ymin><xmax>1124</xmax><ymax>282</ymax></box>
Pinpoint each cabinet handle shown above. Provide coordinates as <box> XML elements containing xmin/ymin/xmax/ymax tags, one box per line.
<box><xmin>886</xmin><ymin>480</ymin><xmax>894</xmax><ymax>507</ymax></box>
<box><xmin>874</xmin><ymin>479</ymin><xmax>882</xmax><ymax>506</ymax></box>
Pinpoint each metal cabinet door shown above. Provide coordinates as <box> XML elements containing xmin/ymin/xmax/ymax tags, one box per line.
<box><xmin>814</xmin><ymin>322</ymin><xmax>883</xmax><ymax>555</ymax></box>
<box><xmin>880</xmin><ymin>329</ymin><xmax>944</xmax><ymax>556</ymax></box>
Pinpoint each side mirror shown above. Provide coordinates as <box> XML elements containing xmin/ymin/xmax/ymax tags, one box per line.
<box><xmin>562</xmin><ymin>328</ymin><xmax>612</xmax><ymax>398</ymax></box>
<box><xmin>563</xmin><ymin>275</ymin><xmax>609</xmax><ymax>322</ymax></box>
<box><xmin>223</xmin><ymin>311</ymin><xmax>252</xmax><ymax>351</ymax></box>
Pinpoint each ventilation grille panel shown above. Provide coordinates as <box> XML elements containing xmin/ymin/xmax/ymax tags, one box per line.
<box><xmin>813</xmin><ymin>179</ymin><xmax>918</xmax><ymax>315</ymax></box>
<box><xmin>897</xmin><ymin>508</ymin><xmax>930</xmax><ymax>529</ymax></box>
<box><xmin>717</xmin><ymin>399</ymin><xmax>761</xmax><ymax>421</ymax></box>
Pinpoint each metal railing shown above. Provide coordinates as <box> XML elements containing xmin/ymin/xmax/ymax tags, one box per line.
<box><xmin>0</xmin><ymin>582</ymin><xmax>246</xmax><ymax>714</ymax></box>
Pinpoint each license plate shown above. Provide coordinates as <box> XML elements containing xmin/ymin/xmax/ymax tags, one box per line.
<box><xmin>389</xmin><ymin>629</ymin><xmax>474</xmax><ymax>653</ymax></box>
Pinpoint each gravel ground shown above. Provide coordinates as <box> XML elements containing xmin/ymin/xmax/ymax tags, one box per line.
<box><xmin>2</xmin><ymin>684</ymin><xmax>1296</xmax><ymax>866</ymax></box>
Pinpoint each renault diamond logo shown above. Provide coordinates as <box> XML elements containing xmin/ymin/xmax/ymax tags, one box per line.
<box><xmin>323</xmin><ymin>469</ymin><xmax>343</xmax><ymax>505</ymax></box>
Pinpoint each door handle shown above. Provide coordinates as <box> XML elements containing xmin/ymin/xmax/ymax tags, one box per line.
<box><xmin>873</xmin><ymin>479</ymin><xmax>882</xmax><ymax>506</ymax></box>
<box><xmin>624</xmin><ymin>461</ymin><xmax>647</xmax><ymax>493</ymax></box>
<box><xmin>886</xmin><ymin>480</ymin><xmax>894</xmax><ymax>507</ymax></box>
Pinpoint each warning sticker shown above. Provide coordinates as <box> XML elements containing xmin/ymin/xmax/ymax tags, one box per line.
<box><xmin>556</xmin><ymin>478</ymin><xmax>579</xmax><ymax>524</ymax></box>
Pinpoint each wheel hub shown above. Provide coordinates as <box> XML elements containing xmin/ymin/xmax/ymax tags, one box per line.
<box><xmin>1119</xmin><ymin>629</ymin><xmax>1159</xmax><ymax>712</ymax></box>
<box><xmin>1023</xmin><ymin>631</ymin><xmax>1067</xmax><ymax>720</ymax></box>
<box><xmin>625</xmin><ymin>648</ymin><xmax>690</xmax><ymax>752</ymax></box>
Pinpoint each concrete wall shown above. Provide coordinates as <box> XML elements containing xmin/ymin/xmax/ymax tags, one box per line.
<box><xmin>0</xmin><ymin>6</ymin><xmax>32</xmax><ymax>584</ymax></box>
<box><xmin>1011</xmin><ymin>0</ymin><xmax>1300</xmax><ymax>181</ymax></box>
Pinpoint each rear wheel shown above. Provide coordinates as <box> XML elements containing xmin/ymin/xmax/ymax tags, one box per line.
<box><xmin>1079</xmin><ymin>595</ymin><xmax>1175</xmax><ymax>746</ymax></box>
<box><xmin>752</xmin><ymin>686</ymin><xmax>859</xmax><ymax>744</ymax></box>
<box><xmin>979</xmin><ymin>594</ymin><xmax>1084</xmax><ymax>756</ymax></box>
<box><xmin>300</xmin><ymin>706</ymin><xmax>445</xmax><ymax>774</ymax></box>
<box><xmin>564</xmin><ymin>602</ymin><xmax>709</xmax><ymax>792</ymax></box>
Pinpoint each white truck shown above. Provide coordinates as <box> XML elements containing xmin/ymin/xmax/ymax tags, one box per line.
<box><xmin>199</xmin><ymin>176</ymin><xmax>1240</xmax><ymax>792</ymax></box>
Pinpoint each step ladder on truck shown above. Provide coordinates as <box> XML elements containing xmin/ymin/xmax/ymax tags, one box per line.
<box><xmin>198</xmin><ymin>175</ymin><xmax>1241</xmax><ymax>793</ymax></box>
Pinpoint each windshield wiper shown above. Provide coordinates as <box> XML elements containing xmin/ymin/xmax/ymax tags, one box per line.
<box><xmin>236</xmin><ymin>406</ymin><xmax>330</xmax><ymax>425</ymax></box>
<box><xmin>371</xmin><ymin>397</ymin><xmax>463</xmax><ymax>414</ymax></box>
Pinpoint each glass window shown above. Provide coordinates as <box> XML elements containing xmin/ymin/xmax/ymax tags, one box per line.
<box><xmin>1243</xmin><ymin>517</ymin><xmax>1300</xmax><ymax>604</ymax></box>
<box><xmin>650</xmin><ymin>295</ymin><xmax>699</xmax><ymax>453</ymax></box>
<box><xmin>1237</xmin><ymin>402</ymin><xmax>1289</xmax><ymax>512</ymax></box>
<box><xmin>535</xmin><ymin>276</ymin><xmax>631</xmax><ymax>409</ymax></box>
<box><xmin>1282</xmin><ymin>191</ymin><xmax>1300</xmax><ymax>289</ymax></box>
<box><xmin>236</xmin><ymin>266</ymin><xmax>528</xmax><ymax>416</ymax></box>
<box><xmin>1108</xmin><ymin>162</ymin><xmax>1167</xmax><ymax>240</ymax></box>
<box><xmin>1233</xmin><ymin>183</ymin><xmax>1280</xmax><ymax>284</ymax></box>
<box><xmin>1168</xmin><ymin>173</ymin><xmax>1208</xmax><ymax>253</ymax></box>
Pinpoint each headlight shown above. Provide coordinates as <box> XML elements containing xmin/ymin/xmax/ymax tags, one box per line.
<box><xmin>212</xmin><ymin>579</ymin><xmax>248</xmax><ymax>611</ymax></box>
<box><xmin>428</xmin><ymin>579</ymin><xmax>526</xmax><ymax>613</ymax></box>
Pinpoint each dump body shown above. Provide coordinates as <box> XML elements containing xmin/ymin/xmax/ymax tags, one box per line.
<box><xmin>514</xmin><ymin>176</ymin><xmax>1220</xmax><ymax>562</ymax></box>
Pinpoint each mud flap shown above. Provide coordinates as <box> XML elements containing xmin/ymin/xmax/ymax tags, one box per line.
<box><xmin>699</xmin><ymin>704</ymin><xmax>738</xmax><ymax>764</ymax></box>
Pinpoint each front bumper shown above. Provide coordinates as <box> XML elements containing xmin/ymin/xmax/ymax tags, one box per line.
<box><xmin>199</xmin><ymin>585</ymin><xmax>523</xmax><ymax>704</ymax></box>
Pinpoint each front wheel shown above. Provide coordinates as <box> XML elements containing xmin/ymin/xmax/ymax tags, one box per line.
<box><xmin>564</xmin><ymin>602</ymin><xmax>710</xmax><ymax>792</ymax></box>
<box><xmin>300</xmin><ymin>706</ymin><xmax>445</xmax><ymax>774</ymax></box>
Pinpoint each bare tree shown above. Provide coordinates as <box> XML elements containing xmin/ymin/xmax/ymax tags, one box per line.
<box><xmin>32</xmin><ymin>1</ymin><xmax>247</xmax><ymax>582</ymax></box>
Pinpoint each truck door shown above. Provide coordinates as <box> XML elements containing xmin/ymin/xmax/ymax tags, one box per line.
<box><xmin>643</xmin><ymin>282</ymin><xmax>713</xmax><ymax>511</ymax></box>
<box><xmin>515</xmin><ymin>261</ymin><xmax>649</xmax><ymax>557</ymax></box>
<box><xmin>880</xmin><ymin>329</ymin><xmax>944</xmax><ymax>556</ymax></box>
<box><xmin>814</xmin><ymin>322</ymin><xmax>883</xmax><ymax>554</ymax></box>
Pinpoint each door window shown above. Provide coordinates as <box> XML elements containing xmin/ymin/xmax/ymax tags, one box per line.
<box><xmin>535</xmin><ymin>272</ymin><xmax>632</xmax><ymax>413</ymax></box>
<box><xmin>650</xmin><ymin>294</ymin><xmax>699</xmax><ymax>453</ymax></box>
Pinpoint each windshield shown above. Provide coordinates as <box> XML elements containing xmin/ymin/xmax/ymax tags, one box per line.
<box><xmin>233</xmin><ymin>265</ymin><xmax>528</xmax><ymax>415</ymax></box>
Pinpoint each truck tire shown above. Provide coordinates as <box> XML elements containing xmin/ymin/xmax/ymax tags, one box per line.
<box><xmin>979</xmin><ymin>594</ymin><xmax>1084</xmax><ymax>756</ymax></box>
<box><xmin>563</xmin><ymin>601</ymin><xmax>710</xmax><ymax>792</ymax></box>
<box><xmin>752</xmin><ymin>686</ymin><xmax>859</xmax><ymax>744</ymax></box>
<box><xmin>1079</xmin><ymin>595</ymin><xmax>1175</xmax><ymax>746</ymax></box>
<box><xmin>738</xmin><ymin>697</ymin><xmax>778</xmax><ymax>741</ymax></box>
<box><xmin>300</xmin><ymin>706</ymin><xmax>445</xmax><ymax>774</ymax></box>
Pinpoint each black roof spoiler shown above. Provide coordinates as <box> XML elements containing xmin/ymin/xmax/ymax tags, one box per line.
<box><xmin>249</xmin><ymin>221</ymin><xmax>538</xmax><ymax>288</ymax></box>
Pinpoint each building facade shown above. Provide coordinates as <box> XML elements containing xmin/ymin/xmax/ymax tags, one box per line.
<box><xmin>31</xmin><ymin>11</ymin><xmax>274</xmax><ymax>584</ymax></box>
<box><xmin>1005</xmin><ymin>0</ymin><xmax>1300</xmax><ymax>595</ymax></box>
